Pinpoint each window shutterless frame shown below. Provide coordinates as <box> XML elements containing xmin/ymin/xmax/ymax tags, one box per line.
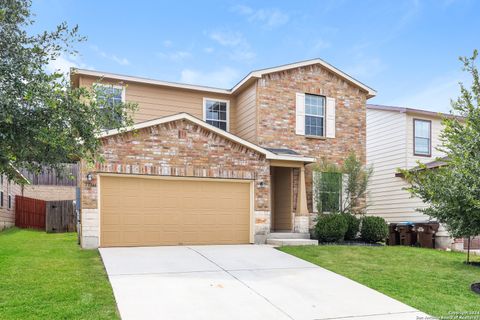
<box><xmin>304</xmin><ymin>93</ymin><xmax>326</xmax><ymax>137</ymax></box>
<box><xmin>93</xmin><ymin>83</ymin><xmax>126</xmax><ymax>103</ymax></box>
<box><xmin>202</xmin><ymin>97</ymin><xmax>230</xmax><ymax>131</ymax></box>
<box><xmin>0</xmin><ymin>175</ymin><xmax>3</xmax><ymax>207</ymax></box>
<box><xmin>413</xmin><ymin>118</ymin><xmax>432</xmax><ymax>157</ymax></box>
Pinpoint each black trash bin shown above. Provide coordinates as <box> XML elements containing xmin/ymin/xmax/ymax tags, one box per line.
<box><xmin>397</xmin><ymin>223</ymin><xmax>417</xmax><ymax>246</ymax></box>
<box><xmin>388</xmin><ymin>223</ymin><xmax>399</xmax><ymax>246</ymax></box>
<box><xmin>414</xmin><ymin>222</ymin><xmax>439</xmax><ymax>248</ymax></box>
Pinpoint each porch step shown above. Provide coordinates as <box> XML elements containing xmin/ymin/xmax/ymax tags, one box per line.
<box><xmin>267</xmin><ymin>232</ymin><xmax>311</xmax><ymax>239</ymax></box>
<box><xmin>266</xmin><ymin>238</ymin><xmax>319</xmax><ymax>246</ymax></box>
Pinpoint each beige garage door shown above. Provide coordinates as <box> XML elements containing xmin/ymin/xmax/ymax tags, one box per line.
<box><xmin>100</xmin><ymin>175</ymin><xmax>251</xmax><ymax>247</ymax></box>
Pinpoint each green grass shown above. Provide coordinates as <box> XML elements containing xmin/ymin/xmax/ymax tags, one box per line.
<box><xmin>280</xmin><ymin>245</ymin><xmax>480</xmax><ymax>317</ymax></box>
<box><xmin>0</xmin><ymin>228</ymin><xmax>118</xmax><ymax>320</ymax></box>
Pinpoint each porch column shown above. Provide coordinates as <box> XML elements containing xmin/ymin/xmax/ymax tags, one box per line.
<box><xmin>296</xmin><ymin>166</ymin><xmax>309</xmax><ymax>216</ymax></box>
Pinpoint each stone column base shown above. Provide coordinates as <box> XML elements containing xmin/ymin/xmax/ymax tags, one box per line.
<box><xmin>294</xmin><ymin>215</ymin><xmax>310</xmax><ymax>233</ymax></box>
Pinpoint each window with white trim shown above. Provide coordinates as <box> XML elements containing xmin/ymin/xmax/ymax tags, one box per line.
<box><xmin>94</xmin><ymin>83</ymin><xmax>125</xmax><ymax>126</ymax></box>
<box><xmin>305</xmin><ymin>94</ymin><xmax>325</xmax><ymax>137</ymax></box>
<box><xmin>414</xmin><ymin>119</ymin><xmax>431</xmax><ymax>156</ymax></box>
<box><xmin>203</xmin><ymin>98</ymin><xmax>229</xmax><ymax>131</ymax></box>
<box><xmin>313</xmin><ymin>171</ymin><xmax>342</xmax><ymax>213</ymax></box>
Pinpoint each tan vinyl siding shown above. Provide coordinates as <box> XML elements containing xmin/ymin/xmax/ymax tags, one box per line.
<box><xmin>79</xmin><ymin>75</ymin><xmax>237</xmax><ymax>132</ymax></box>
<box><xmin>234</xmin><ymin>81</ymin><xmax>257</xmax><ymax>143</ymax></box>
<box><xmin>367</xmin><ymin>108</ymin><xmax>429</xmax><ymax>223</ymax></box>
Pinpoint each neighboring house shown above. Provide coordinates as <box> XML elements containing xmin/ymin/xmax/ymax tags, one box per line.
<box><xmin>71</xmin><ymin>59</ymin><xmax>376</xmax><ymax>249</ymax></box>
<box><xmin>0</xmin><ymin>167</ymin><xmax>29</xmax><ymax>230</ymax></box>
<box><xmin>20</xmin><ymin>164</ymin><xmax>77</xmax><ymax>201</ymax></box>
<box><xmin>366</xmin><ymin>104</ymin><xmax>455</xmax><ymax>248</ymax></box>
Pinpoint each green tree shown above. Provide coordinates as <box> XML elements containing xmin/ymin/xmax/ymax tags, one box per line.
<box><xmin>342</xmin><ymin>151</ymin><xmax>373</xmax><ymax>215</ymax></box>
<box><xmin>400</xmin><ymin>50</ymin><xmax>480</xmax><ymax>263</ymax></box>
<box><xmin>0</xmin><ymin>0</ymin><xmax>136</xmax><ymax>182</ymax></box>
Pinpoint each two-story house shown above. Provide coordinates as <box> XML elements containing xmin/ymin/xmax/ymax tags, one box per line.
<box><xmin>366</xmin><ymin>104</ymin><xmax>456</xmax><ymax>248</ymax></box>
<box><xmin>72</xmin><ymin>59</ymin><xmax>376</xmax><ymax>248</ymax></box>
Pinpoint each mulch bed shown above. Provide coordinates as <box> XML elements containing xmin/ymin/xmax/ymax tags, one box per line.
<box><xmin>471</xmin><ymin>283</ymin><xmax>480</xmax><ymax>295</ymax></box>
<box><xmin>318</xmin><ymin>241</ymin><xmax>384</xmax><ymax>247</ymax></box>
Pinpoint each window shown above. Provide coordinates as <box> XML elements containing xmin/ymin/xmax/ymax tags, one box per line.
<box><xmin>0</xmin><ymin>175</ymin><xmax>3</xmax><ymax>207</ymax></box>
<box><xmin>95</xmin><ymin>84</ymin><xmax>124</xmax><ymax>106</ymax></box>
<box><xmin>94</xmin><ymin>83</ymin><xmax>125</xmax><ymax>126</ymax></box>
<box><xmin>414</xmin><ymin>119</ymin><xmax>431</xmax><ymax>156</ymax></box>
<box><xmin>7</xmin><ymin>180</ymin><xmax>11</xmax><ymax>209</ymax></box>
<box><xmin>203</xmin><ymin>98</ymin><xmax>229</xmax><ymax>131</ymax></box>
<box><xmin>305</xmin><ymin>94</ymin><xmax>325</xmax><ymax>136</ymax></box>
<box><xmin>313</xmin><ymin>171</ymin><xmax>342</xmax><ymax>213</ymax></box>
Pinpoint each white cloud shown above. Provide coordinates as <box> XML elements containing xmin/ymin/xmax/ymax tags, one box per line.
<box><xmin>391</xmin><ymin>71</ymin><xmax>469</xmax><ymax>113</ymax></box>
<box><xmin>91</xmin><ymin>45</ymin><xmax>130</xmax><ymax>66</ymax></box>
<box><xmin>180</xmin><ymin>67</ymin><xmax>240</xmax><ymax>88</ymax></box>
<box><xmin>157</xmin><ymin>50</ymin><xmax>192</xmax><ymax>62</ymax></box>
<box><xmin>204</xmin><ymin>47</ymin><xmax>214</xmax><ymax>54</ymax></box>
<box><xmin>209</xmin><ymin>31</ymin><xmax>244</xmax><ymax>47</ymax></box>
<box><xmin>232</xmin><ymin>5</ymin><xmax>289</xmax><ymax>28</ymax></box>
<box><xmin>347</xmin><ymin>57</ymin><xmax>386</xmax><ymax>79</ymax></box>
<box><xmin>208</xmin><ymin>30</ymin><xmax>255</xmax><ymax>61</ymax></box>
<box><xmin>162</xmin><ymin>40</ymin><xmax>173</xmax><ymax>48</ymax></box>
<box><xmin>46</xmin><ymin>53</ymin><xmax>92</xmax><ymax>74</ymax></box>
<box><xmin>309</xmin><ymin>39</ymin><xmax>331</xmax><ymax>55</ymax></box>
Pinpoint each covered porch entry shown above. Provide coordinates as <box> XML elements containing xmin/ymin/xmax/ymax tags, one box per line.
<box><xmin>267</xmin><ymin>148</ymin><xmax>315</xmax><ymax>237</ymax></box>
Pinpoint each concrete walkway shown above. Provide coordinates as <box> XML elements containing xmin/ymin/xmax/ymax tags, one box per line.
<box><xmin>100</xmin><ymin>245</ymin><xmax>428</xmax><ymax>320</ymax></box>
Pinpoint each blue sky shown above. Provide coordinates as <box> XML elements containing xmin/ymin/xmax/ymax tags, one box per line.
<box><xmin>31</xmin><ymin>0</ymin><xmax>479</xmax><ymax>113</ymax></box>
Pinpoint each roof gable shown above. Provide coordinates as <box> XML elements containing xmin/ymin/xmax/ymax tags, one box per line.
<box><xmin>72</xmin><ymin>58</ymin><xmax>376</xmax><ymax>98</ymax></box>
<box><xmin>99</xmin><ymin>113</ymin><xmax>315</xmax><ymax>163</ymax></box>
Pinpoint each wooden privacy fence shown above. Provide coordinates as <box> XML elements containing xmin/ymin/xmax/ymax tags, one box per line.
<box><xmin>15</xmin><ymin>196</ymin><xmax>46</xmax><ymax>229</ymax></box>
<box><xmin>15</xmin><ymin>196</ymin><xmax>75</xmax><ymax>232</ymax></box>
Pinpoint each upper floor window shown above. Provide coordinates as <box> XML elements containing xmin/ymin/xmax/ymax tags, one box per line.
<box><xmin>305</xmin><ymin>94</ymin><xmax>325</xmax><ymax>137</ymax></box>
<box><xmin>414</xmin><ymin>119</ymin><xmax>431</xmax><ymax>157</ymax></box>
<box><xmin>203</xmin><ymin>98</ymin><xmax>229</xmax><ymax>131</ymax></box>
<box><xmin>94</xmin><ymin>83</ymin><xmax>125</xmax><ymax>125</ymax></box>
<box><xmin>95</xmin><ymin>83</ymin><xmax>124</xmax><ymax>106</ymax></box>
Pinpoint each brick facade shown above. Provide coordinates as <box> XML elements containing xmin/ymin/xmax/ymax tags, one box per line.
<box><xmin>80</xmin><ymin>119</ymin><xmax>271</xmax><ymax>247</ymax></box>
<box><xmin>256</xmin><ymin>65</ymin><xmax>368</xmax><ymax>223</ymax></box>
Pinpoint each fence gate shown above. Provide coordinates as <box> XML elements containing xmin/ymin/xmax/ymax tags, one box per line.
<box><xmin>15</xmin><ymin>196</ymin><xmax>46</xmax><ymax>230</ymax></box>
<box><xmin>45</xmin><ymin>200</ymin><xmax>75</xmax><ymax>233</ymax></box>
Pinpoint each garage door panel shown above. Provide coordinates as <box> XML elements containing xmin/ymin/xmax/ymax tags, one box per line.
<box><xmin>100</xmin><ymin>176</ymin><xmax>251</xmax><ymax>247</ymax></box>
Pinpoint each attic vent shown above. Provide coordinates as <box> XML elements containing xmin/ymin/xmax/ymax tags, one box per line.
<box><xmin>178</xmin><ymin>129</ymin><xmax>186</xmax><ymax>139</ymax></box>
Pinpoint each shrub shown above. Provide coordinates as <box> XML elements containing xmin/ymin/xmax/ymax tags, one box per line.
<box><xmin>361</xmin><ymin>216</ymin><xmax>388</xmax><ymax>243</ymax></box>
<box><xmin>342</xmin><ymin>212</ymin><xmax>360</xmax><ymax>240</ymax></box>
<box><xmin>315</xmin><ymin>213</ymin><xmax>348</xmax><ymax>243</ymax></box>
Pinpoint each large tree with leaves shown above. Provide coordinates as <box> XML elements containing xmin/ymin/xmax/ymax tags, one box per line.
<box><xmin>0</xmin><ymin>0</ymin><xmax>136</xmax><ymax>182</ymax></box>
<box><xmin>401</xmin><ymin>50</ymin><xmax>480</xmax><ymax>263</ymax></box>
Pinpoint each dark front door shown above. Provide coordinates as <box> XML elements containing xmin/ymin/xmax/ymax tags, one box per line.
<box><xmin>272</xmin><ymin>167</ymin><xmax>293</xmax><ymax>231</ymax></box>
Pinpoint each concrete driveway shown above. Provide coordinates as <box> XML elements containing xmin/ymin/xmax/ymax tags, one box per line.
<box><xmin>100</xmin><ymin>245</ymin><xmax>428</xmax><ymax>320</ymax></box>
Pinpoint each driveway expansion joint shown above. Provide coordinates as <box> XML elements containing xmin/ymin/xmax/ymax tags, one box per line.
<box><xmin>186</xmin><ymin>246</ymin><xmax>296</xmax><ymax>320</ymax></box>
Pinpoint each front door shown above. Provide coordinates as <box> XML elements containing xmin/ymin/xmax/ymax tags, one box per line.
<box><xmin>272</xmin><ymin>167</ymin><xmax>293</xmax><ymax>231</ymax></box>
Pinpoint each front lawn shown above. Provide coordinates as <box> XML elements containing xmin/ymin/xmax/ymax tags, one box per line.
<box><xmin>280</xmin><ymin>245</ymin><xmax>480</xmax><ymax>317</ymax></box>
<box><xmin>0</xmin><ymin>228</ymin><xmax>118</xmax><ymax>320</ymax></box>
